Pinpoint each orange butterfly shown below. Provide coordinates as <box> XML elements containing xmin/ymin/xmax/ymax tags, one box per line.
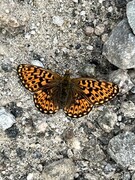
<box><xmin>17</xmin><ymin>64</ymin><xmax>119</xmax><ymax>118</ymax></box>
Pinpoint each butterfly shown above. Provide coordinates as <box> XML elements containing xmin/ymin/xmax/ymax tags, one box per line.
<box><xmin>17</xmin><ymin>64</ymin><xmax>119</xmax><ymax>118</ymax></box>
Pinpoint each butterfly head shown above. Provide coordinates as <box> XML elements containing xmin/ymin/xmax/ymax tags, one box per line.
<box><xmin>64</xmin><ymin>70</ymin><xmax>71</xmax><ymax>78</ymax></box>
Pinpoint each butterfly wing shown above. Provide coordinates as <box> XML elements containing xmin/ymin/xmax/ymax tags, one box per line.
<box><xmin>64</xmin><ymin>78</ymin><xmax>119</xmax><ymax>118</ymax></box>
<box><xmin>73</xmin><ymin>78</ymin><xmax>119</xmax><ymax>105</ymax></box>
<box><xmin>64</xmin><ymin>93</ymin><xmax>93</xmax><ymax>118</ymax></box>
<box><xmin>17</xmin><ymin>64</ymin><xmax>60</xmax><ymax>92</ymax></box>
<box><xmin>17</xmin><ymin>64</ymin><xmax>60</xmax><ymax>114</ymax></box>
<box><xmin>17</xmin><ymin>65</ymin><xmax>119</xmax><ymax>117</ymax></box>
<box><xmin>34</xmin><ymin>89</ymin><xmax>59</xmax><ymax>114</ymax></box>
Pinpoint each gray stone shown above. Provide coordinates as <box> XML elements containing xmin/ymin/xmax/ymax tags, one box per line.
<box><xmin>120</xmin><ymin>101</ymin><xmax>135</xmax><ymax>118</ymax></box>
<box><xmin>103</xmin><ymin>19</ymin><xmax>135</xmax><ymax>69</ymax></box>
<box><xmin>82</xmin><ymin>144</ymin><xmax>105</xmax><ymax>163</ymax></box>
<box><xmin>0</xmin><ymin>108</ymin><xmax>15</xmax><ymax>130</ymax></box>
<box><xmin>128</xmin><ymin>69</ymin><xmax>135</xmax><ymax>84</ymax></box>
<box><xmin>108</xmin><ymin>132</ymin><xmax>135</xmax><ymax>169</ymax></box>
<box><xmin>109</xmin><ymin>69</ymin><xmax>134</xmax><ymax>94</ymax></box>
<box><xmin>82</xmin><ymin>136</ymin><xmax>105</xmax><ymax>163</ymax></box>
<box><xmin>41</xmin><ymin>159</ymin><xmax>75</xmax><ymax>180</ymax></box>
<box><xmin>122</xmin><ymin>171</ymin><xmax>131</xmax><ymax>180</ymax></box>
<box><xmin>132</xmin><ymin>172</ymin><xmax>135</xmax><ymax>180</ymax></box>
<box><xmin>103</xmin><ymin>163</ymin><xmax>116</xmax><ymax>176</ymax></box>
<box><xmin>127</xmin><ymin>0</ymin><xmax>135</xmax><ymax>34</ymax></box>
<box><xmin>97</xmin><ymin>108</ymin><xmax>117</xmax><ymax>133</ymax></box>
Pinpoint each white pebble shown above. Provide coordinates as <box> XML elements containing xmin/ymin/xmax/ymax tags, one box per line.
<box><xmin>72</xmin><ymin>0</ymin><xmax>78</xmax><ymax>3</ymax></box>
<box><xmin>5</xmin><ymin>9</ymin><xmax>10</xmax><ymax>14</ymax></box>
<box><xmin>27</xmin><ymin>173</ymin><xmax>33</xmax><ymax>180</ymax></box>
<box><xmin>52</xmin><ymin>16</ymin><xmax>64</xmax><ymax>26</ymax></box>
<box><xmin>86</xmin><ymin>45</ymin><xmax>93</xmax><ymax>50</ymax></box>
<box><xmin>71</xmin><ymin>138</ymin><xmax>81</xmax><ymax>150</ymax></box>
<box><xmin>36</xmin><ymin>22</ymin><xmax>40</xmax><ymax>27</ymax></box>
<box><xmin>80</xmin><ymin>11</ymin><xmax>86</xmax><ymax>16</ymax></box>
<box><xmin>30</xmin><ymin>30</ymin><xmax>36</xmax><ymax>35</ymax></box>
<box><xmin>53</xmin><ymin>37</ymin><xmax>58</xmax><ymax>44</ymax></box>
<box><xmin>25</xmin><ymin>33</ymin><xmax>31</xmax><ymax>39</ymax></box>
<box><xmin>31</xmin><ymin>60</ymin><xmax>44</xmax><ymax>68</ymax></box>
<box><xmin>37</xmin><ymin>121</ymin><xmax>48</xmax><ymax>133</ymax></box>
<box><xmin>0</xmin><ymin>108</ymin><xmax>15</xmax><ymax>130</ymax></box>
<box><xmin>99</xmin><ymin>0</ymin><xmax>104</xmax><ymax>3</ymax></box>
<box><xmin>108</xmin><ymin>6</ymin><xmax>113</xmax><ymax>12</ymax></box>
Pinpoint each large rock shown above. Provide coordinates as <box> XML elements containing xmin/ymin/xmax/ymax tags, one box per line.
<box><xmin>108</xmin><ymin>132</ymin><xmax>135</xmax><ymax>169</ymax></box>
<box><xmin>103</xmin><ymin>19</ymin><xmax>135</xmax><ymax>69</ymax></box>
<box><xmin>127</xmin><ymin>0</ymin><xmax>135</xmax><ymax>34</ymax></box>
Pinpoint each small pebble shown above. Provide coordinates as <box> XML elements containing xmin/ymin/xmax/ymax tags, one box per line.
<box><xmin>99</xmin><ymin>0</ymin><xmax>104</xmax><ymax>3</ymax></box>
<box><xmin>31</xmin><ymin>60</ymin><xmax>44</xmax><ymax>68</ymax></box>
<box><xmin>131</xmin><ymin>86</ymin><xmax>135</xmax><ymax>94</ymax></box>
<box><xmin>52</xmin><ymin>16</ymin><xmax>64</xmax><ymax>26</ymax></box>
<box><xmin>0</xmin><ymin>108</ymin><xmax>15</xmax><ymax>131</ymax></box>
<box><xmin>71</xmin><ymin>138</ymin><xmax>81</xmax><ymax>150</ymax></box>
<box><xmin>72</xmin><ymin>0</ymin><xmax>78</xmax><ymax>3</ymax></box>
<box><xmin>101</xmin><ymin>33</ymin><xmax>108</xmax><ymax>42</ymax></box>
<box><xmin>94</xmin><ymin>24</ymin><xmax>105</xmax><ymax>35</ymax></box>
<box><xmin>30</xmin><ymin>30</ymin><xmax>36</xmax><ymax>35</ymax></box>
<box><xmin>80</xmin><ymin>11</ymin><xmax>86</xmax><ymax>16</ymax></box>
<box><xmin>27</xmin><ymin>173</ymin><xmax>33</xmax><ymax>180</ymax></box>
<box><xmin>86</xmin><ymin>45</ymin><xmax>93</xmax><ymax>50</ymax></box>
<box><xmin>108</xmin><ymin>6</ymin><xmax>113</xmax><ymax>12</ymax></box>
<box><xmin>25</xmin><ymin>33</ymin><xmax>31</xmax><ymax>39</ymax></box>
<box><xmin>37</xmin><ymin>121</ymin><xmax>48</xmax><ymax>133</ymax></box>
<box><xmin>84</xmin><ymin>26</ymin><xmax>94</xmax><ymax>36</ymax></box>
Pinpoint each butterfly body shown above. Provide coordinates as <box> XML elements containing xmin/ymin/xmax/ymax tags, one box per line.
<box><xmin>17</xmin><ymin>64</ymin><xmax>119</xmax><ymax>118</ymax></box>
<box><xmin>45</xmin><ymin>70</ymin><xmax>75</xmax><ymax>109</ymax></box>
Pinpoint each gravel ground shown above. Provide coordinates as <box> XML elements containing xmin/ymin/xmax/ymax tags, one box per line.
<box><xmin>1</xmin><ymin>0</ymin><xmax>135</xmax><ymax>180</ymax></box>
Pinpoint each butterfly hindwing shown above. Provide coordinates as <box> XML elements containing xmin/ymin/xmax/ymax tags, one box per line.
<box><xmin>64</xmin><ymin>93</ymin><xmax>93</xmax><ymax>118</ymax></box>
<box><xmin>34</xmin><ymin>89</ymin><xmax>59</xmax><ymax>114</ymax></box>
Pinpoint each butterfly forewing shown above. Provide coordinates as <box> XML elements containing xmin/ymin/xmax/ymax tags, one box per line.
<box><xmin>73</xmin><ymin>78</ymin><xmax>119</xmax><ymax>105</ymax></box>
<box><xmin>17</xmin><ymin>64</ymin><xmax>60</xmax><ymax>92</ymax></box>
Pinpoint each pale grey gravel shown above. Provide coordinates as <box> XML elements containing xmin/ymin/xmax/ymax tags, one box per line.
<box><xmin>41</xmin><ymin>159</ymin><xmax>75</xmax><ymax>180</ymax></box>
<box><xmin>127</xmin><ymin>0</ymin><xmax>135</xmax><ymax>34</ymax></box>
<box><xmin>108</xmin><ymin>132</ymin><xmax>135</xmax><ymax>169</ymax></box>
<box><xmin>0</xmin><ymin>0</ymin><xmax>135</xmax><ymax>180</ymax></box>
